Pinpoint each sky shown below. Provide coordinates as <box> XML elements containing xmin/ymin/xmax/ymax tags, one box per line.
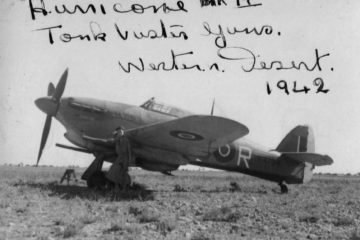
<box><xmin>0</xmin><ymin>0</ymin><xmax>360</xmax><ymax>173</ymax></box>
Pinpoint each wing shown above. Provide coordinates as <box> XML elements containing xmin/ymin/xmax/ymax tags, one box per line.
<box><xmin>127</xmin><ymin>115</ymin><xmax>249</xmax><ymax>157</ymax></box>
<box><xmin>281</xmin><ymin>152</ymin><xmax>333</xmax><ymax>166</ymax></box>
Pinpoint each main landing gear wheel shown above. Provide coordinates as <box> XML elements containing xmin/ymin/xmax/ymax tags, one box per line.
<box><xmin>105</xmin><ymin>171</ymin><xmax>132</xmax><ymax>191</ymax></box>
<box><xmin>87</xmin><ymin>171</ymin><xmax>108</xmax><ymax>190</ymax></box>
<box><xmin>279</xmin><ymin>182</ymin><xmax>288</xmax><ymax>194</ymax></box>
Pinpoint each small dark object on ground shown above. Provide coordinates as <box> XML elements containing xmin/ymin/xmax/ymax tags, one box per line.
<box><xmin>229</xmin><ymin>181</ymin><xmax>241</xmax><ymax>192</ymax></box>
<box><xmin>174</xmin><ymin>184</ymin><xmax>187</xmax><ymax>192</ymax></box>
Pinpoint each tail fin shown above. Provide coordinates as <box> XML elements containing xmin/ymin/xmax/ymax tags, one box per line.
<box><xmin>276</xmin><ymin>125</ymin><xmax>314</xmax><ymax>153</ymax></box>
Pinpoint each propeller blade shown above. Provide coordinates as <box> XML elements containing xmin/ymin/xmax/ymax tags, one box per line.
<box><xmin>48</xmin><ymin>83</ymin><xmax>55</xmax><ymax>96</ymax></box>
<box><xmin>52</xmin><ymin>68</ymin><xmax>68</xmax><ymax>102</ymax></box>
<box><xmin>210</xmin><ymin>98</ymin><xmax>215</xmax><ymax>116</ymax></box>
<box><xmin>37</xmin><ymin>114</ymin><xmax>52</xmax><ymax>166</ymax></box>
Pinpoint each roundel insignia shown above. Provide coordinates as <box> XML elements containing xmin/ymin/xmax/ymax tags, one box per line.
<box><xmin>169</xmin><ymin>130</ymin><xmax>204</xmax><ymax>141</ymax></box>
<box><xmin>214</xmin><ymin>144</ymin><xmax>236</xmax><ymax>163</ymax></box>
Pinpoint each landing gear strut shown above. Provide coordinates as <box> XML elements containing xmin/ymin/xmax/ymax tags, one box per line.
<box><xmin>82</xmin><ymin>154</ymin><xmax>104</xmax><ymax>184</ymax></box>
<box><xmin>279</xmin><ymin>181</ymin><xmax>288</xmax><ymax>194</ymax></box>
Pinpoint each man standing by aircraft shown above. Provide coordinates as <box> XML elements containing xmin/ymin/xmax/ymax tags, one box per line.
<box><xmin>106</xmin><ymin>127</ymin><xmax>131</xmax><ymax>192</ymax></box>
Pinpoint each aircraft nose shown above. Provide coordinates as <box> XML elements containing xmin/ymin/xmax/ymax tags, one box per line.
<box><xmin>35</xmin><ymin>97</ymin><xmax>58</xmax><ymax>116</ymax></box>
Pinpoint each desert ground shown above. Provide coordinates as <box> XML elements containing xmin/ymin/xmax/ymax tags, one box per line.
<box><xmin>0</xmin><ymin>166</ymin><xmax>359</xmax><ymax>240</ymax></box>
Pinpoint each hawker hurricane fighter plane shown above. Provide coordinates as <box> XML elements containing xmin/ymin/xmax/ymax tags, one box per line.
<box><xmin>35</xmin><ymin>69</ymin><xmax>333</xmax><ymax>193</ymax></box>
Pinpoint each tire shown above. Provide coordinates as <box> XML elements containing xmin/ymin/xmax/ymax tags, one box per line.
<box><xmin>106</xmin><ymin>172</ymin><xmax>131</xmax><ymax>190</ymax></box>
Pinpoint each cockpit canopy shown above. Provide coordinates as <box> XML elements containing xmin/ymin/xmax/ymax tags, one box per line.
<box><xmin>140</xmin><ymin>97</ymin><xmax>192</xmax><ymax>118</ymax></box>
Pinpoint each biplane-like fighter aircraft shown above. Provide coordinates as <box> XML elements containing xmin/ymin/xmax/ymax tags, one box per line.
<box><xmin>35</xmin><ymin>69</ymin><xmax>333</xmax><ymax>193</ymax></box>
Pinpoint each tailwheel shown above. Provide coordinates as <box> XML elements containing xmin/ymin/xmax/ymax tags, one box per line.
<box><xmin>87</xmin><ymin>171</ymin><xmax>108</xmax><ymax>190</ymax></box>
<box><xmin>279</xmin><ymin>182</ymin><xmax>288</xmax><ymax>194</ymax></box>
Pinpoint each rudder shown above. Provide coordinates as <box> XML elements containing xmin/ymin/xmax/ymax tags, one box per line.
<box><xmin>276</xmin><ymin>125</ymin><xmax>315</xmax><ymax>153</ymax></box>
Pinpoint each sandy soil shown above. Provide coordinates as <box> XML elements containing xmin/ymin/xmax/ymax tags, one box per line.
<box><xmin>0</xmin><ymin>166</ymin><xmax>359</xmax><ymax>240</ymax></box>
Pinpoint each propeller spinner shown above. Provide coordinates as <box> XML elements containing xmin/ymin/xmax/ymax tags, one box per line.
<box><xmin>35</xmin><ymin>68</ymin><xmax>68</xmax><ymax>166</ymax></box>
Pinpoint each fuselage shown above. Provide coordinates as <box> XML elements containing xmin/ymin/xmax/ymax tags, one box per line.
<box><xmin>39</xmin><ymin>96</ymin><xmax>312</xmax><ymax>184</ymax></box>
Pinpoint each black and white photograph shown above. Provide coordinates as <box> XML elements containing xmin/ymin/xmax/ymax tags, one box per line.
<box><xmin>0</xmin><ymin>0</ymin><xmax>359</xmax><ymax>239</ymax></box>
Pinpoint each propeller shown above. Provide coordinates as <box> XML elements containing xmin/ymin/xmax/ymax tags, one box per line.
<box><xmin>52</xmin><ymin>69</ymin><xmax>68</xmax><ymax>102</ymax></box>
<box><xmin>37</xmin><ymin>115</ymin><xmax>52</xmax><ymax>165</ymax></box>
<box><xmin>48</xmin><ymin>83</ymin><xmax>55</xmax><ymax>96</ymax></box>
<box><xmin>35</xmin><ymin>68</ymin><xmax>68</xmax><ymax>166</ymax></box>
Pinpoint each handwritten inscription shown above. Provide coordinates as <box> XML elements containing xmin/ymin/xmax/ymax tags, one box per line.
<box><xmin>28</xmin><ymin>0</ymin><xmax>188</xmax><ymax>20</ymax></box>
<box><xmin>203</xmin><ymin>22</ymin><xmax>275</xmax><ymax>49</ymax></box>
<box><xmin>118</xmin><ymin>50</ymin><xmax>223</xmax><ymax>73</ymax></box>
<box><xmin>200</xmin><ymin>0</ymin><xmax>227</xmax><ymax>7</ymax></box>
<box><xmin>35</xmin><ymin>22</ymin><xmax>107</xmax><ymax>44</ymax></box>
<box><xmin>114</xmin><ymin>20</ymin><xmax>188</xmax><ymax>41</ymax></box>
<box><xmin>217</xmin><ymin>48</ymin><xmax>330</xmax><ymax>73</ymax></box>
<box><xmin>27</xmin><ymin>0</ymin><xmax>333</xmax><ymax>95</ymax></box>
<box><xmin>266</xmin><ymin>78</ymin><xmax>329</xmax><ymax>95</ymax></box>
<box><xmin>236</xmin><ymin>0</ymin><xmax>262</xmax><ymax>9</ymax></box>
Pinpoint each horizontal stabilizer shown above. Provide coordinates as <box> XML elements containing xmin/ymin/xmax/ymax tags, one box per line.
<box><xmin>281</xmin><ymin>152</ymin><xmax>333</xmax><ymax>166</ymax></box>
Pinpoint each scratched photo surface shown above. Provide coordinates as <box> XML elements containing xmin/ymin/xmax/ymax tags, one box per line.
<box><xmin>0</xmin><ymin>0</ymin><xmax>360</xmax><ymax>239</ymax></box>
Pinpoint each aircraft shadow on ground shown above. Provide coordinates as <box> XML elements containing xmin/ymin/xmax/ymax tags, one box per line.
<box><xmin>14</xmin><ymin>181</ymin><xmax>155</xmax><ymax>201</ymax></box>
